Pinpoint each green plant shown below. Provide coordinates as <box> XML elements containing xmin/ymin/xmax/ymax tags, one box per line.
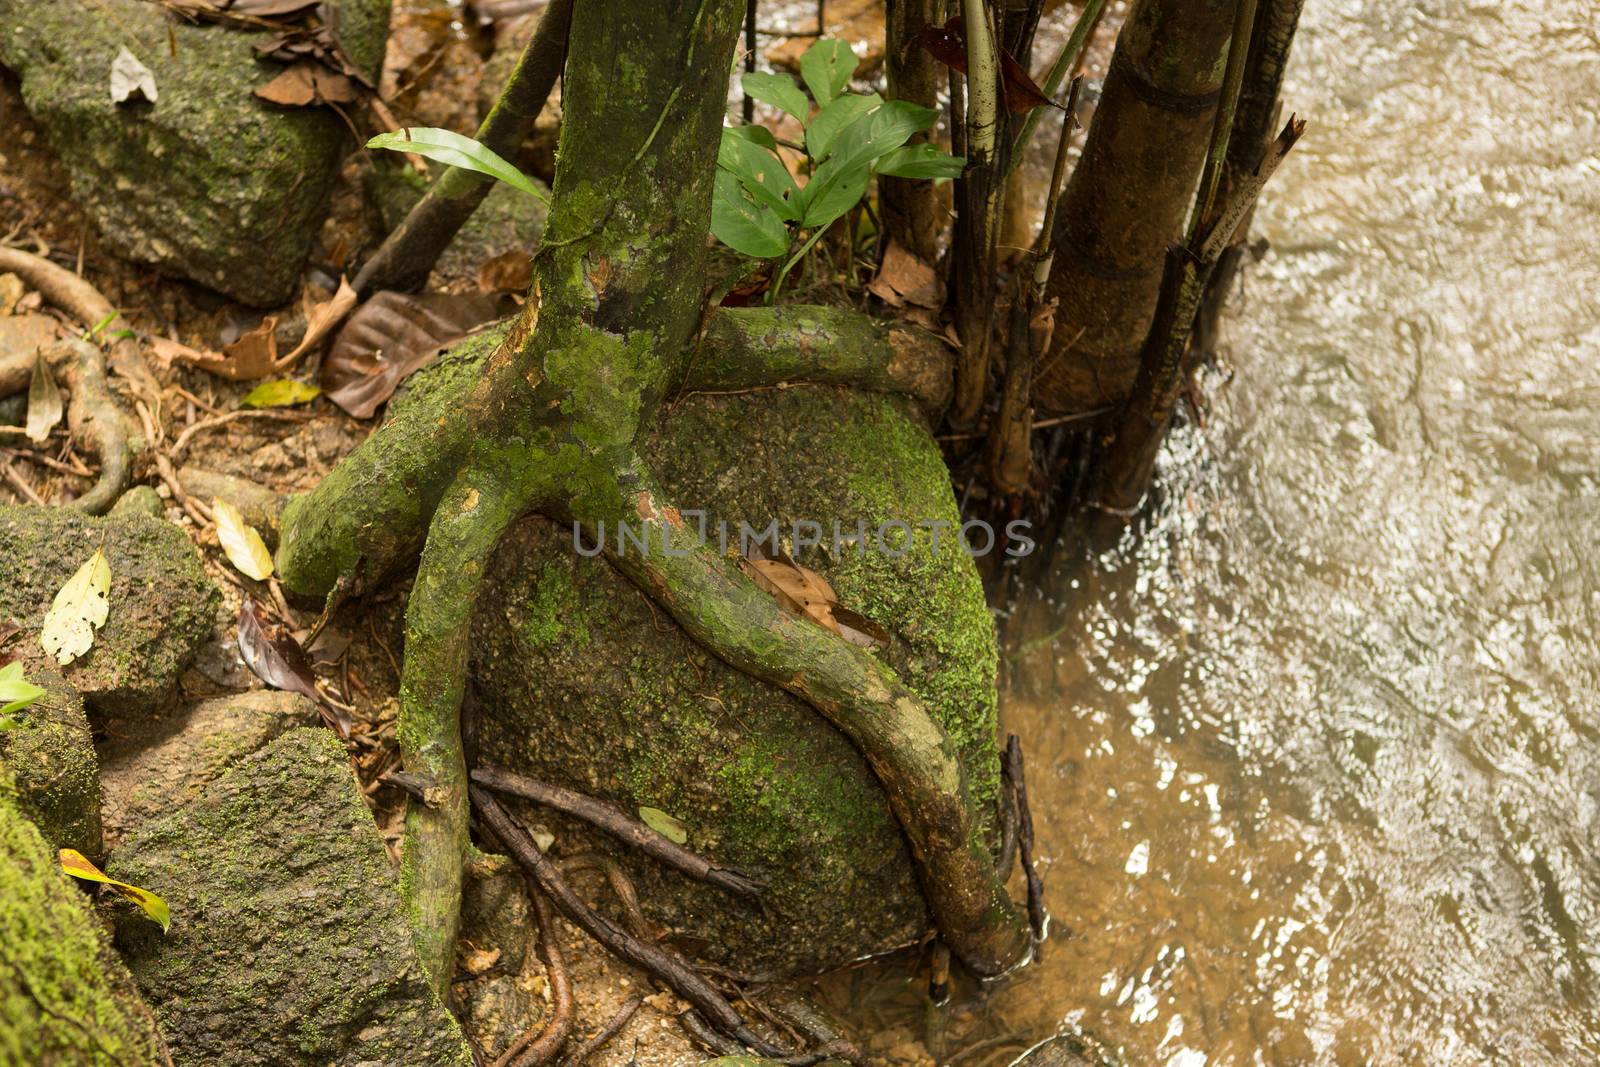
<box><xmin>0</xmin><ymin>661</ymin><xmax>45</xmax><ymax>730</ymax></box>
<box><xmin>716</xmin><ymin>39</ymin><xmax>964</xmax><ymax>298</ymax></box>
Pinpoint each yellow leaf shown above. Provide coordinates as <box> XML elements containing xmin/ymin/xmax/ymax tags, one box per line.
<box><xmin>213</xmin><ymin>498</ymin><xmax>274</xmax><ymax>581</ymax></box>
<box><xmin>39</xmin><ymin>549</ymin><xmax>111</xmax><ymax>666</ymax></box>
<box><xmin>241</xmin><ymin>379</ymin><xmax>321</xmax><ymax>408</ymax></box>
<box><xmin>639</xmin><ymin>805</ymin><xmax>688</xmax><ymax>845</ymax></box>
<box><xmin>59</xmin><ymin>848</ymin><xmax>170</xmax><ymax>933</ymax></box>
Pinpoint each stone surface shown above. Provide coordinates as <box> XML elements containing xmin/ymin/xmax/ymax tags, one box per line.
<box><xmin>0</xmin><ymin>0</ymin><xmax>392</xmax><ymax>306</ymax></box>
<box><xmin>97</xmin><ymin>689</ymin><xmax>319</xmax><ymax>849</ymax></box>
<box><xmin>0</xmin><ymin>671</ymin><xmax>101</xmax><ymax>858</ymax></box>
<box><xmin>109</xmin><ymin>727</ymin><xmax>473</xmax><ymax>1066</ymax></box>
<box><xmin>0</xmin><ymin>768</ymin><xmax>165</xmax><ymax>1067</ymax></box>
<box><xmin>469</xmin><ymin>373</ymin><xmax>1003</xmax><ymax>973</ymax></box>
<box><xmin>1011</xmin><ymin>1034</ymin><xmax>1118</xmax><ymax>1066</ymax></box>
<box><xmin>0</xmin><ymin>505</ymin><xmax>219</xmax><ymax>716</ymax></box>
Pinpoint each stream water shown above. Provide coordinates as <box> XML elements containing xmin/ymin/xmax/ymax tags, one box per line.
<box><xmin>954</xmin><ymin>0</ymin><xmax>1600</xmax><ymax>1063</ymax></box>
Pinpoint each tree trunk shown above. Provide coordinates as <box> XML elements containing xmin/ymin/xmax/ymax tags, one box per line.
<box><xmin>1034</xmin><ymin>0</ymin><xmax>1237</xmax><ymax>414</ymax></box>
<box><xmin>880</xmin><ymin>0</ymin><xmax>947</xmax><ymax>261</ymax></box>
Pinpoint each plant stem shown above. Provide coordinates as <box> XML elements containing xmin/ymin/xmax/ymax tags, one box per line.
<box><xmin>1005</xmin><ymin>0</ymin><xmax>1106</xmax><ymax>179</ymax></box>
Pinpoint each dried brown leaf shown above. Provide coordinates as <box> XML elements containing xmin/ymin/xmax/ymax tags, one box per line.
<box><xmin>321</xmin><ymin>291</ymin><xmax>500</xmax><ymax>418</ymax></box>
<box><xmin>476</xmin><ymin>251</ymin><xmax>532</xmax><ymax>295</ymax></box>
<box><xmin>278</xmin><ymin>276</ymin><xmax>356</xmax><ymax>367</ymax></box>
<box><xmin>210</xmin><ymin>316</ymin><xmax>280</xmax><ymax>381</ymax></box>
<box><xmin>868</xmin><ymin>240</ymin><xmax>940</xmax><ymax>309</ymax></box>
<box><xmin>25</xmin><ymin>354</ymin><xmax>63</xmax><ymax>444</ymax></box>
<box><xmin>739</xmin><ymin>554</ymin><xmax>841</xmax><ymax>634</ymax></box>
<box><xmin>237</xmin><ymin>598</ymin><xmax>352</xmax><ymax>738</ymax></box>
<box><xmin>254</xmin><ymin>61</ymin><xmax>358</xmax><ymax>107</ymax></box>
<box><xmin>915</xmin><ymin>17</ymin><xmax>1060</xmax><ymax>114</ymax></box>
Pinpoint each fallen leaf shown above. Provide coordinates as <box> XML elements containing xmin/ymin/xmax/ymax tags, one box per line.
<box><xmin>59</xmin><ymin>849</ymin><xmax>170</xmax><ymax>933</ymax></box>
<box><xmin>0</xmin><ymin>273</ymin><xmax>24</xmax><ymax>315</ymax></box>
<box><xmin>39</xmin><ymin>549</ymin><xmax>111</xmax><ymax>666</ymax></box>
<box><xmin>639</xmin><ymin>806</ymin><xmax>689</xmax><ymax>845</ymax></box>
<box><xmin>476</xmin><ymin>251</ymin><xmax>533</xmax><ymax>295</ymax></box>
<box><xmin>278</xmin><ymin>276</ymin><xmax>356</xmax><ymax>366</ymax></box>
<box><xmin>459</xmin><ymin>944</ymin><xmax>502</xmax><ymax>975</ymax></box>
<box><xmin>146</xmin><ymin>336</ymin><xmax>225</xmax><ymax>373</ymax></box>
<box><xmin>0</xmin><ymin>661</ymin><xmax>44</xmax><ymax>716</ymax></box>
<box><xmin>214</xmin><ymin>316</ymin><xmax>280</xmax><ymax>381</ymax></box>
<box><xmin>739</xmin><ymin>552</ymin><xmax>840</xmax><ymax>633</ymax></box>
<box><xmin>254</xmin><ymin>60</ymin><xmax>358</xmax><ymax>107</ymax></box>
<box><xmin>230</xmin><ymin>0</ymin><xmax>321</xmax><ymax>14</ymax></box>
<box><xmin>834</xmin><ymin>606</ymin><xmax>890</xmax><ymax>650</ymax></box>
<box><xmin>237</xmin><ymin>599</ymin><xmax>351</xmax><ymax>737</ymax></box>
<box><xmin>109</xmin><ymin>47</ymin><xmax>158</xmax><ymax>105</ymax></box>
<box><xmin>867</xmin><ymin>240</ymin><xmax>941</xmax><ymax>309</ymax></box>
<box><xmin>25</xmin><ymin>354</ymin><xmax>63</xmax><ymax>444</ymax></box>
<box><xmin>241</xmin><ymin>379</ymin><xmax>321</xmax><ymax>408</ymax></box>
<box><xmin>322</xmin><ymin>291</ymin><xmax>500</xmax><ymax>418</ymax></box>
<box><xmin>213</xmin><ymin>498</ymin><xmax>274</xmax><ymax>580</ymax></box>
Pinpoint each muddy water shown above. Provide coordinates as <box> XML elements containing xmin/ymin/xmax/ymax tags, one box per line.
<box><xmin>965</xmin><ymin>0</ymin><xmax>1600</xmax><ymax>1063</ymax></box>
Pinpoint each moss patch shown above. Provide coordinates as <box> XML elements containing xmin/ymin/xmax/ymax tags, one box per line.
<box><xmin>0</xmin><ymin>768</ymin><xmax>163</xmax><ymax>1066</ymax></box>
<box><xmin>0</xmin><ymin>671</ymin><xmax>101</xmax><ymax>859</ymax></box>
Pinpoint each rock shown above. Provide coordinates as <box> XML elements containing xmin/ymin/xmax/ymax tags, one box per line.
<box><xmin>0</xmin><ymin>505</ymin><xmax>219</xmax><ymax>716</ymax></box>
<box><xmin>97</xmin><ymin>689</ymin><xmax>319</xmax><ymax>849</ymax></box>
<box><xmin>0</xmin><ymin>767</ymin><xmax>165</xmax><ymax>1066</ymax></box>
<box><xmin>108</xmin><ymin>485</ymin><xmax>164</xmax><ymax>522</ymax></box>
<box><xmin>466</xmin><ymin>350</ymin><xmax>1003</xmax><ymax>972</ymax></box>
<box><xmin>0</xmin><ymin>0</ymin><xmax>392</xmax><ymax>306</ymax></box>
<box><xmin>1012</xmin><ymin>1034</ymin><xmax>1119</xmax><ymax>1066</ymax></box>
<box><xmin>454</xmin><ymin>859</ymin><xmax>544</xmax><ymax>1061</ymax></box>
<box><xmin>0</xmin><ymin>670</ymin><xmax>101</xmax><ymax>858</ymax></box>
<box><xmin>109</xmin><ymin>727</ymin><xmax>474</xmax><ymax>1066</ymax></box>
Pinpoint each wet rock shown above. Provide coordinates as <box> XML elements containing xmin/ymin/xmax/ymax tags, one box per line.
<box><xmin>109</xmin><ymin>727</ymin><xmax>473</xmax><ymax>1066</ymax></box>
<box><xmin>0</xmin><ymin>505</ymin><xmax>219</xmax><ymax>716</ymax></box>
<box><xmin>0</xmin><ymin>767</ymin><xmax>165</xmax><ymax>1066</ymax></box>
<box><xmin>1012</xmin><ymin>1034</ymin><xmax>1118</xmax><ymax>1066</ymax></box>
<box><xmin>0</xmin><ymin>670</ymin><xmax>101</xmax><ymax>858</ymax></box>
<box><xmin>0</xmin><ymin>0</ymin><xmax>392</xmax><ymax>306</ymax></box>
<box><xmin>467</xmin><ymin>356</ymin><xmax>1003</xmax><ymax>973</ymax></box>
<box><xmin>97</xmin><ymin>689</ymin><xmax>319</xmax><ymax>849</ymax></box>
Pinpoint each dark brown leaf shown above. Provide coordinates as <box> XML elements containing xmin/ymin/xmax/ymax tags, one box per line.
<box><xmin>322</xmin><ymin>291</ymin><xmax>500</xmax><ymax>418</ymax></box>
<box><xmin>0</xmin><ymin>620</ymin><xmax>21</xmax><ymax>667</ymax></box>
<box><xmin>213</xmin><ymin>316</ymin><xmax>279</xmax><ymax>381</ymax></box>
<box><xmin>915</xmin><ymin>17</ymin><xmax>1060</xmax><ymax>114</ymax></box>
<box><xmin>834</xmin><ymin>606</ymin><xmax>890</xmax><ymax>650</ymax></box>
<box><xmin>254</xmin><ymin>61</ymin><xmax>358</xmax><ymax>107</ymax></box>
<box><xmin>475</xmin><ymin>251</ymin><xmax>533</xmax><ymax>295</ymax></box>
<box><xmin>237</xmin><ymin>598</ymin><xmax>351</xmax><ymax>738</ymax></box>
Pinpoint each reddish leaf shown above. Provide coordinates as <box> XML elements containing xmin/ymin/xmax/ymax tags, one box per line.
<box><xmin>475</xmin><ymin>251</ymin><xmax>533</xmax><ymax>295</ymax></box>
<box><xmin>914</xmin><ymin>17</ymin><xmax>1059</xmax><ymax>114</ymax></box>
<box><xmin>321</xmin><ymin>291</ymin><xmax>500</xmax><ymax>418</ymax></box>
<box><xmin>254</xmin><ymin>61</ymin><xmax>358</xmax><ymax>107</ymax></box>
<box><xmin>237</xmin><ymin>599</ymin><xmax>351</xmax><ymax>737</ymax></box>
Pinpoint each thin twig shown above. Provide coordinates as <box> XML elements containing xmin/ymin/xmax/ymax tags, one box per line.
<box><xmin>1002</xmin><ymin>735</ymin><xmax>1046</xmax><ymax>942</ymax></box>
<box><xmin>472</xmin><ymin>766</ymin><xmax>767</xmax><ymax>899</ymax></box>
<box><xmin>559</xmin><ymin>992</ymin><xmax>643</xmax><ymax>1067</ymax></box>
<box><xmin>2</xmin><ymin>458</ymin><xmax>45</xmax><ymax>504</ymax></box>
<box><xmin>170</xmin><ymin>408</ymin><xmax>311</xmax><ymax>462</ymax></box>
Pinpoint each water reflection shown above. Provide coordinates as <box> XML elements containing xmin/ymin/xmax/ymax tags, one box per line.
<box><xmin>843</xmin><ymin>0</ymin><xmax>1600</xmax><ymax>1062</ymax></box>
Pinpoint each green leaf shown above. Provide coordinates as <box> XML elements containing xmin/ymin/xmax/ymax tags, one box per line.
<box><xmin>366</xmin><ymin>128</ymin><xmax>548</xmax><ymax>203</ymax></box>
<box><xmin>711</xmin><ymin>170</ymin><xmax>790</xmax><ymax>259</ymax></box>
<box><xmin>39</xmin><ymin>549</ymin><xmax>110</xmax><ymax>667</ymax></box>
<box><xmin>718</xmin><ymin>129</ymin><xmax>803</xmax><ymax>222</ymax></box>
<box><xmin>60</xmin><ymin>849</ymin><xmax>171</xmax><ymax>933</ymax></box>
<box><xmin>873</xmin><ymin>143</ymin><xmax>967</xmax><ymax>180</ymax></box>
<box><xmin>800</xmin><ymin>100</ymin><xmax>939</xmax><ymax>228</ymax></box>
<box><xmin>804</xmin><ymin>92</ymin><xmax>880</xmax><ymax>163</ymax></box>
<box><xmin>0</xmin><ymin>662</ymin><xmax>44</xmax><ymax>717</ymax></box>
<box><xmin>241</xmin><ymin>379</ymin><xmax>321</xmax><ymax>408</ymax></box>
<box><xmin>638</xmin><ymin>806</ymin><xmax>688</xmax><ymax>845</ymax></box>
<box><xmin>741</xmin><ymin>71</ymin><xmax>809</xmax><ymax>125</ymax></box>
<box><xmin>723</xmin><ymin>123</ymin><xmax>779</xmax><ymax>153</ymax></box>
<box><xmin>799</xmin><ymin>39</ymin><xmax>858</xmax><ymax>106</ymax></box>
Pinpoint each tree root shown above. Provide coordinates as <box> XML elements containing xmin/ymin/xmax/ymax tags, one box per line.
<box><xmin>473</xmin><ymin>767</ymin><xmax>766</xmax><ymax>900</ymax></box>
<box><xmin>560</xmin><ymin>992</ymin><xmax>643</xmax><ymax>1066</ymax></box>
<box><xmin>43</xmin><ymin>339</ymin><xmax>131</xmax><ymax>515</ymax></box>
<box><xmin>492</xmin><ymin>888</ymin><xmax>574</xmax><ymax>1067</ymax></box>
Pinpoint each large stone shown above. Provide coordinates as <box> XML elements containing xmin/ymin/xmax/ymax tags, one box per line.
<box><xmin>467</xmin><ymin>356</ymin><xmax>1003</xmax><ymax>972</ymax></box>
<box><xmin>0</xmin><ymin>768</ymin><xmax>165</xmax><ymax>1066</ymax></box>
<box><xmin>0</xmin><ymin>505</ymin><xmax>219</xmax><ymax>716</ymax></box>
<box><xmin>0</xmin><ymin>670</ymin><xmax>101</xmax><ymax>858</ymax></box>
<box><xmin>0</xmin><ymin>0</ymin><xmax>391</xmax><ymax>306</ymax></box>
<box><xmin>109</xmin><ymin>727</ymin><xmax>473</xmax><ymax>1066</ymax></box>
<box><xmin>97</xmin><ymin>689</ymin><xmax>319</xmax><ymax>849</ymax></box>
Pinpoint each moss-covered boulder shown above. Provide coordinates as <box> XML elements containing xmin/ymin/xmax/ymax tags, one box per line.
<box><xmin>0</xmin><ymin>0</ymin><xmax>391</xmax><ymax>306</ymax></box>
<box><xmin>471</xmin><ymin>381</ymin><xmax>1003</xmax><ymax>973</ymax></box>
<box><xmin>0</xmin><ymin>768</ymin><xmax>165</xmax><ymax>1066</ymax></box>
<box><xmin>110</xmin><ymin>727</ymin><xmax>473</xmax><ymax>1066</ymax></box>
<box><xmin>0</xmin><ymin>671</ymin><xmax>101</xmax><ymax>858</ymax></box>
<box><xmin>0</xmin><ymin>505</ymin><xmax>219</xmax><ymax>716</ymax></box>
<box><xmin>97</xmin><ymin>689</ymin><xmax>319</xmax><ymax>849</ymax></box>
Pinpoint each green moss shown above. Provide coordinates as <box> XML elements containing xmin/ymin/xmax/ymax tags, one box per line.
<box><xmin>0</xmin><ymin>672</ymin><xmax>101</xmax><ymax>858</ymax></box>
<box><xmin>0</xmin><ymin>0</ymin><xmax>390</xmax><ymax>305</ymax></box>
<box><xmin>0</xmin><ymin>769</ymin><xmax>162</xmax><ymax>1066</ymax></box>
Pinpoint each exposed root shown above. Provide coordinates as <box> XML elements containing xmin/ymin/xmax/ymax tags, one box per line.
<box><xmin>1001</xmin><ymin>735</ymin><xmax>1047</xmax><ymax>943</ymax></box>
<box><xmin>473</xmin><ymin>766</ymin><xmax>766</xmax><ymax>900</ymax></box>
<box><xmin>607</xmin><ymin>475</ymin><xmax>1030</xmax><ymax>977</ymax></box>
<box><xmin>492</xmin><ymin>888</ymin><xmax>574</xmax><ymax>1067</ymax></box>
<box><xmin>560</xmin><ymin>992</ymin><xmax>643</xmax><ymax>1066</ymax></box>
<box><xmin>43</xmin><ymin>340</ymin><xmax>131</xmax><ymax>515</ymax></box>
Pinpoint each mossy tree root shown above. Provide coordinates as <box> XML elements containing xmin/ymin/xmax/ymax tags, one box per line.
<box><xmin>607</xmin><ymin>477</ymin><xmax>1030</xmax><ymax>977</ymax></box>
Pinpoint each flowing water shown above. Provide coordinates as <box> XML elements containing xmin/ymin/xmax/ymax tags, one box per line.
<box><xmin>967</xmin><ymin>0</ymin><xmax>1600</xmax><ymax>1063</ymax></box>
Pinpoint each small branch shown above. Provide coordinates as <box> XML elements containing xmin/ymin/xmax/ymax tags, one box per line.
<box><xmin>44</xmin><ymin>340</ymin><xmax>132</xmax><ymax>515</ymax></box>
<box><xmin>473</xmin><ymin>766</ymin><xmax>766</xmax><ymax>900</ymax></box>
<box><xmin>353</xmin><ymin>0</ymin><xmax>573</xmax><ymax>295</ymax></box>
<box><xmin>493</xmin><ymin>888</ymin><xmax>575</xmax><ymax>1067</ymax></box>
<box><xmin>1001</xmin><ymin>735</ymin><xmax>1045</xmax><ymax>941</ymax></box>
<box><xmin>1005</xmin><ymin>0</ymin><xmax>1105</xmax><ymax>179</ymax></box>
<box><xmin>471</xmin><ymin>787</ymin><xmax>801</xmax><ymax>1060</ymax></box>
